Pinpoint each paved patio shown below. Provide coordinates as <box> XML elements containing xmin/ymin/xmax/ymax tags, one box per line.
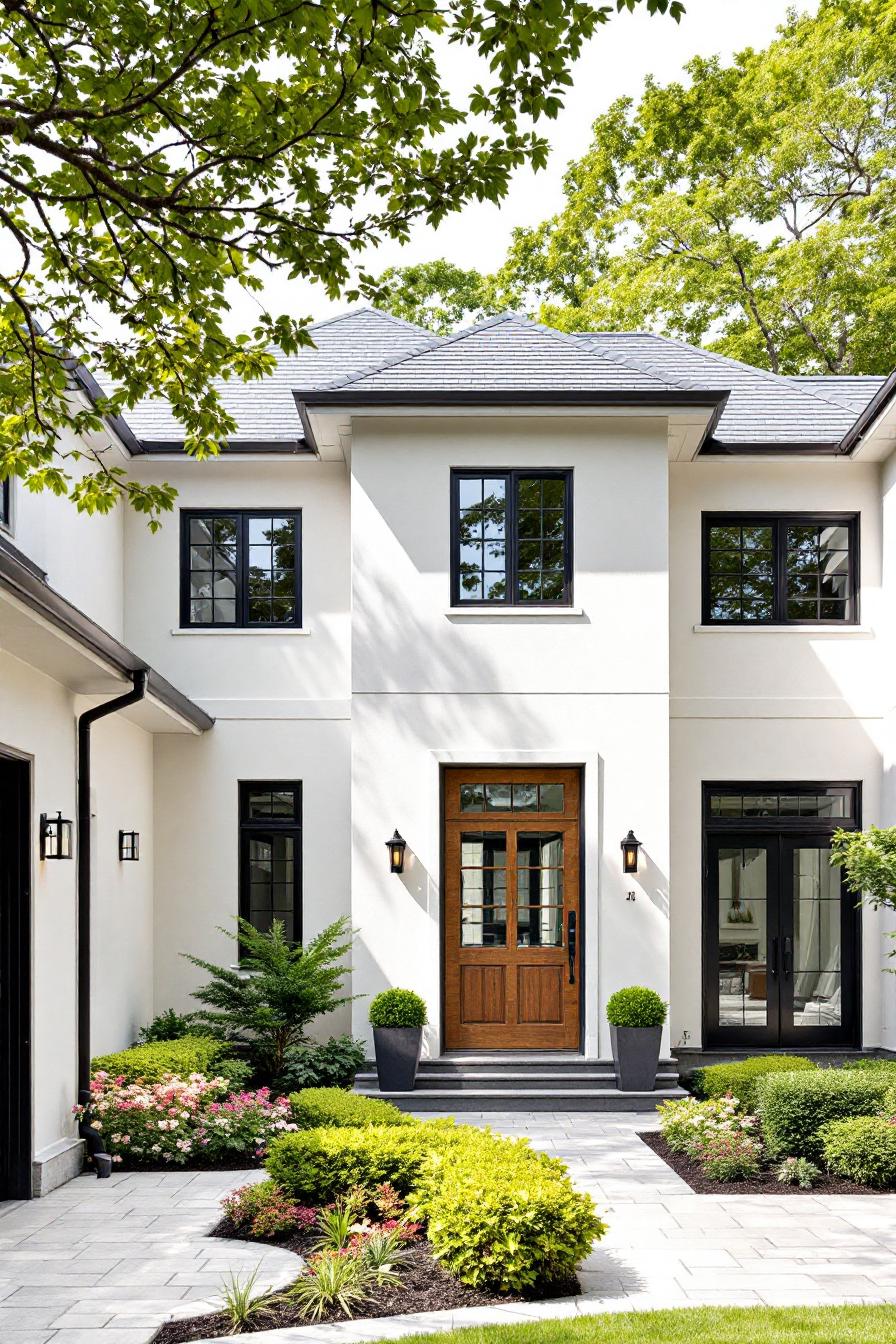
<box><xmin>1</xmin><ymin>1113</ymin><xmax>895</xmax><ymax>1343</ymax></box>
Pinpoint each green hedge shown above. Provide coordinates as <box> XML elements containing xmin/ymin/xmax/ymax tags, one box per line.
<box><xmin>290</xmin><ymin>1087</ymin><xmax>416</xmax><ymax>1129</ymax></box>
<box><xmin>692</xmin><ymin>1055</ymin><xmax>816</xmax><ymax>1109</ymax></box>
<box><xmin>266</xmin><ymin>1119</ymin><xmax>604</xmax><ymax>1293</ymax></box>
<box><xmin>821</xmin><ymin>1116</ymin><xmax>896</xmax><ymax>1188</ymax></box>
<box><xmin>91</xmin><ymin>1034</ymin><xmax>242</xmax><ymax>1085</ymax></box>
<box><xmin>756</xmin><ymin>1069</ymin><xmax>894</xmax><ymax>1160</ymax></box>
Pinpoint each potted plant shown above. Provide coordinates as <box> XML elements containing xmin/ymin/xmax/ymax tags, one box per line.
<box><xmin>606</xmin><ymin>985</ymin><xmax>667</xmax><ymax>1091</ymax></box>
<box><xmin>369</xmin><ymin>988</ymin><xmax>427</xmax><ymax>1092</ymax></box>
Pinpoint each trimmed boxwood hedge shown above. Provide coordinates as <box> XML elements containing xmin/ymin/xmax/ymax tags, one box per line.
<box><xmin>290</xmin><ymin>1086</ymin><xmax>416</xmax><ymax>1129</ymax></box>
<box><xmin>91</xmin><ymin>1034</ymin><xmax>242</xmax><ymax>1085</ymax></box>
<box><xmin>265</xmin><ymin>1116</ymin><xmax>605</xmax><ymax>1293</ymax></box>
<box><xmin>692</xmin><ymin>1055</ymin><xmax>816</xmax><ymax>1109</ymax></box>
<box><xmin>756</xmin><ymin>1068</ymin><xmax>894</xmax><ymax>1160</ymax></box>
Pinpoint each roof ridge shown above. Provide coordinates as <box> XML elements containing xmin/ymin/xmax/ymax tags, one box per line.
<box><xmin>575</xmin><ymin>333</ymin><xmax>701</xmax><ymax>392</ymax></box>
<box><xmin>306</xmin><ymin>305</ymin><xmax>434</xmax><ymax>338</ymax></box>
<box><xmin>311</xmin><ymin>313</ymin><xmax>522</xmax><ymax>391</ymax></box>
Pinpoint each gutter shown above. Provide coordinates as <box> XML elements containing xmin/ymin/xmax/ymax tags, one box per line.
<box><xmin>293</xmin><ymin>388</ymin><xmax>728</xmax><ymax>409</ymax></box>
<box><xmin>77</xmin><ymin>671</ymin><xmax>148</xmax><ymax>1099</ymax></box>
<box><xmin>0</xmin><ymin>539</ymin><xmax>213</xmax><ymax>732</ymax></box>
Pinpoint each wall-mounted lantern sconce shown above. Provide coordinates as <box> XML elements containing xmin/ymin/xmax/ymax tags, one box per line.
<box><xmin>119</xmin><ymin>830</ymin><xmax>140</xmax><ymax>861</ymax></box>
<box><xmin>40</xmin><ymin>811</ymin><xmax>74</xmax><ymax>860</ymax></box>
<box><xmin>386</xmin><ymin>830</ymin><xmax>407</xmax><ymax>875</ymax></box>
<box><xmin>621</xmin><ymin>830</ymin><xmax>642</xmax><ymax>875</ymax></box>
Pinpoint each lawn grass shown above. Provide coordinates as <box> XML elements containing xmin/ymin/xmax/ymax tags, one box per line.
<box><xmin>398</xmin><ymin>1305</ymin><xmax>895</xmax><ymax>1344</ymax></box>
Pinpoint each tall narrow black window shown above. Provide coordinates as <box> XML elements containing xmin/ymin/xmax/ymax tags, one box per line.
<box><xmin>452</xmin><ymin>470</ymin><xmax>572</xmax><ymax>606</ymax></box>
<box><xmin>181</xmin><ymin>511</ymin><xmax>301</xmax><ymax>628</ymax></box>
<box><xmin>239</xmin><ymin>783</ymin><xmax>301</xmax><ymax>943</ymax></box>
<box><xmin>0</xmin><ymin>477</ymin><xmax>10</xmax><ymax>529</ymax></box>
<box><xmin>702</xmin><ymin>513</ymin><xmax>858</xmax><ymax>625</ymax></box>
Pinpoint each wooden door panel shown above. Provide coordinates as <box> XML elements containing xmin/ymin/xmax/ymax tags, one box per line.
<box><xmin>444</xmin><ymin>767</ymin><xmax>581</xmax><ymax>1050</ymax></box>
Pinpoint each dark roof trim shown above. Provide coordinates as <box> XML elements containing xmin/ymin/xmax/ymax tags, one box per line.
<box><xmin>294</xmin><ymin>389</ymin><xmax>727</xmax><ymax>409</ymax></box>
<box><xmin>0</xmin><ymin>544</ymin><xmax>213</xmax><ymax>732</ymax></box>
<box><xmin>67</xmin><ymin>359</ymin><xmax>145</xmax><ymax>456</ymax></box>
<box><xmin>701</xmin><ymin>439</ymin><xmax>842</xmax><ymax>456</ymax></box>
<box><xmin>837</xmin><ymin>369</ymin><xmax>896</xmax><ymax>455</ymax></box>
<box><xmin>139</xmin><ymin>439</ymin><xmax>310</xmax><ymax>455</ymax></box>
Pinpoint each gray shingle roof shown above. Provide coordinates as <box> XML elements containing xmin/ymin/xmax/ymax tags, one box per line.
<box><xmin>118</xmin><ymin>306</ymin><xmax>885</xmax><ymax>451</ymax></box>
<box><xmin>123</xmin><ymin>307</ymin><xmax>434</xmax><ymax>445</ymax></box>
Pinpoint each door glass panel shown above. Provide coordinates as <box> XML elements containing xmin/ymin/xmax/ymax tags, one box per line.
<box><xmin>460</xmin><ymin>833</ymin><xmax>507</xmax><ymax>946</ymax></box>
<box><xmin>716</xmin><ymin>847</ymin><xmax>768</xmax><ymax>1027</ymax></box>
<box><xmin>517</xmin><ymin>832</ymin><xmax>564</xmax><ymax>947</ymax></box>
<box><xmin>793</xmin><ymin>847</ymin><xmax>842</xmax><ymax>1027</ymax></box>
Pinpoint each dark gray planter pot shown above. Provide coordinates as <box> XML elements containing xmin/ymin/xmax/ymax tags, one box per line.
<box><xmin>610</xmin><ymin>1024</ymin><xmax>662</xmax><ymax>1091</ymax></box>
<box><xmin>372</xmin><ymin>1026</ymin><xmax>423</xmax><ymax>1092</ymax></box>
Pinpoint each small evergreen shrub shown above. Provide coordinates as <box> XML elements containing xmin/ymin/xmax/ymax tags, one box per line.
<box><xmin>756</xmin><ymin>1069</ymin><xmax>894</xmax><ymax>1159</ymax></box>
<box><xmin>775</xmin><ymin>1156</ymin><xmax>821</xmax><ymax>1189</ymax></box>
<box><xmin>821</xmin><ymin>1116</ymin><xmax>896</xmax><ymax>1188</ymax></box>
<box><xmin>91</xmin><ymin>1034</ymin><xmax>238</xmax><ymax>1084</ymax></box>
<box><xmin>137</xmin><ymin>1009</ymin><xmax>198</xmax><ymax>1043</ymax></box>
<box><xmin>266</xmin><ymin>1123</ymin><xmax>444</xmax><ymax>1202</ymax></box>
<box><xmin>692</xmin><ymin>1055</ymin><xmax>816</xmax><ymax>1109</ymax></box>
<box><xmin>368</xmin><ymin>989</ymin><xmax>427</xmax><ymax>1028</ymax></box>
<box><xmin>277</xmin><ymin>1036</ymin><xmax>366</xmax><ymax>1092</ymax></box>
<box><xmin>605</xmin><ymin>986</ymin><xmax>667</xmax><ymax>1028</ymax></box>
<box><xmin>693</xmin><ymin>1130</ymin><xmax>763</xmax><ymax>1182</ymax></box>
<box><xmin>843</xmin><ymin>1057</ymin><xmax>896</xmax><ymax>1074</ymax></box>
<box><xmin>290</xmin><ymin>1087</ymin><xmax>416</xmax><ymax>1129</ymax></box>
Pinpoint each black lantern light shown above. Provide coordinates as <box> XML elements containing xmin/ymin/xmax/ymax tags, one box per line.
<box><xmin>621</xmin><ymin>830</ymin><xmax>642</xmax><ymax>875</ymax></box>
<box><xmin>40</xmin><ymin>811</ymin><xmax>74</xmax><ymax>860</ymax></box>
<box><xmin>119</xmin><ymin>830</ymin><xmax>140</xmax><ymax>861</ymax></box>
<box><xmin>386</xmin><ymin>830</ymin><xmax>407</xmax><ymax>874</ymax></box>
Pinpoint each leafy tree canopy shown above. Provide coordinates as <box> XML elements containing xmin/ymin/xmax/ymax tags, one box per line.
<box><xmin>381</xmin><ymin>0</ymin><xmax>896</xmax><ymax>373</ymax></box>
<box><xmin>0</xmin><ymin>0</ymin><xmax>681</xmax><ymax>524</ymax></box>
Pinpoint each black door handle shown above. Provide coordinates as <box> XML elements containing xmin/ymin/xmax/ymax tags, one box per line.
<box><xmin>783</xmin><ymin>936</ymin><xmax>793</xmax><ymax>981</ymax></box>
<box><xmin>567</xmin><ymin>910</ymin><xmax>577</xmax><ymax>985</ymax></box>
<box><xmin>770</xmin><ymin>937</ymin><xmax>779</xmax><ymax>979</ymax></box>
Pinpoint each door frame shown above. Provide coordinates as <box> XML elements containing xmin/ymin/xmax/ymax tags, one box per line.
<box><xmin>702</xmin><ymin>780</ymin><xmax>862</xmax><ymax>1050</ymax></box>
<box><xmin>439</xmin><ymin>764</ymin><xmax>586</xmax><ymax>1052</ymax></box>
<box><xmin>0</xmin><ymin>752</ymin><xmax>32</xmax><ymax>1200</ymax></box>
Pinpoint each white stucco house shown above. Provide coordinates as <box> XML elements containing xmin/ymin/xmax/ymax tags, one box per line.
<box><xmin>3</xmin><ymin>306</ymin><xmax>896</xmax><ymax>1197</ymax></box>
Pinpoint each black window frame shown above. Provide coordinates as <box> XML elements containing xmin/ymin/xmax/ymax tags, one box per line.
<box><xmin>701</xmin><ymin>511</ymin><xmax>859</xmax><ymax>626</ymax></box>
<box><xmin>450</xmin><ymin>468</ymin><xmax>574</xmax><ymax>607</ymax></box>
<box><xmin>238</xmin><ymin>781</ymin><xmax>302</xmax><ymax>946</ymax></box>
<box><xmin>180</xmin><ymin>508</ymin><xmax>302</xmax><ymax>629</ymax></box>
<box><xmin>0</xmin><ymin>476</ymin><xmax>10</xmax><ymax>530</ymax></box>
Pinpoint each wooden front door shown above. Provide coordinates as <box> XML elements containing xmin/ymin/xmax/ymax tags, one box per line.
<box><xmin>443</xmin><ymin>767</ymin><xmax>581</xmax><ymax>1050</ymax></box>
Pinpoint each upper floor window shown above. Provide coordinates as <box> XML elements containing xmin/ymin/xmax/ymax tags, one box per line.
<box><xmin>180</xmin><ymin>510</ymin><xmax>301</xmax><ymax>628</ymax></box>
<box><xmin>451</xmin><ymin>470</ymin><xmax>572</xmax><ymax>606</ymax></box>
<box><xmin>702</xmin><ymin>513</ymin><xmax>858</xmax><ymax>625</ymax></box>
<box><xmin>0</xmin><ymin>476</ymin><xmax>10</xmax><ymax>530</ymax></box>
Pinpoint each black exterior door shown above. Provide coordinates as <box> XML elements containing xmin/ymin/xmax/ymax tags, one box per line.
<box><xmin>704</xmin><ymin>784</ymin><xmax>859</xmax><ymax>1049</ymax></box>
<box><xmin>0</xmin><ymin>755</ymin><xmax>32</xmax><ymax>1200</ymax></box>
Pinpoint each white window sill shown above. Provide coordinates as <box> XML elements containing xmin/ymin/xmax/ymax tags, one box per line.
<box><xmin>171</xmin><ymin>627</ymin><xmax>311</xmax><ymax>636</ymax></box>
<box><xmin>446</xmin><ymin>607</ymin><xmax>584</xmax><ymax>618</ymax></box>
<box><xmin>693</xmin><ymin>624</ymin><xmax>873</xmax><ymax>636</ymax></box>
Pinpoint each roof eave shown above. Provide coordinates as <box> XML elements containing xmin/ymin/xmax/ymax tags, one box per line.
<box><xmin>294</xmin><ymin>388</ymin><xmax>727</xmax><ymax>409</ymax></box>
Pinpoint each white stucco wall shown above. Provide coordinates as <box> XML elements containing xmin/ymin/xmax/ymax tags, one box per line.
<box><xmin>348</xmin><ymin>415</ymin><xmax>671</xmax><ymax>1057</ymax></box>
<box><xmin>670</xmin><ymin>457</ymin><xmax>887</xmax><ymax>1049</ymax></box>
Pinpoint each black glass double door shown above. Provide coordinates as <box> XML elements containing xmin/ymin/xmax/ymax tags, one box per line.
<box><xmin>705</xmin><ymin>818</ymin><xmax>859</xmax><ymax>1047</ymax></box>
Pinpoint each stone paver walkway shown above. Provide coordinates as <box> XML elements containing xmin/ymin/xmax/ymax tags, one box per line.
<box><xmin>1</xmin><ymin>1113</ymin><xmax>895</xmax><ymax>1344</ymax></box>
<box><xmin>0</xmin><ymin>1167</ymin><xmax>300</xmax><ymax>1343</ymax></box>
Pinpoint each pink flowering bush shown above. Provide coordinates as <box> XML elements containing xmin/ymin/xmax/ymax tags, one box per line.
<box><xmin>75</xmin><ymin>1072</ymin><xmax>298</xmax><ymax>1166</ymax></box>
<box><xmin>693</xmin><ymin>1129</ymin><xmax>763</xmax><ymax>1181</ymax></box>
<box><xmin>223</xmin><ymin>1179</ymin><xmax>318</xmax><ymax>1238</ymax></box>
<box><xmin>657</xmin><ymin>1092</ymin><xmax>758</xmax><ymax>1158</ymax></box>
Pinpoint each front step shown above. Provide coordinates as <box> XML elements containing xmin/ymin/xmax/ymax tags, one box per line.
<box><xmin>355</xmin><ymin>1054</ymin><xmax>686</xmax><ymax>1112</ymax></box>
<box><xmin>354</xmin><ymin>1086</ymin><xmax>685</xmax><ymax>1113</ymax></box>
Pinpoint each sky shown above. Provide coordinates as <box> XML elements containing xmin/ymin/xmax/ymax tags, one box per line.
<box><xmin>228</xmin><ymin>0</ymin><xmax>817</xmax><ymax>332</ymax></box>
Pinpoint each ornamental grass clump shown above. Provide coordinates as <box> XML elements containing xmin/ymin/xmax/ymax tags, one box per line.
<box><xmin>78</xmin><ymin>1072</ymin><xmax>298</xmax><ymax>1165</ymax></box>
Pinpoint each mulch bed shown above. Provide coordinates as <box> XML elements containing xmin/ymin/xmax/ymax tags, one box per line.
<box><xmin>639</xmin><ymin>1130</ymin><xmax>888</xmax><ymax>1195</ymax></box>
<box><xmin>154</xmin><ymin>1218</ymin><xmax>580</xmax><ymax>1341</ymax></box>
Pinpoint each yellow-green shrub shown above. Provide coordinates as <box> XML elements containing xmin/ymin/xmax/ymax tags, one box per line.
<box><xmin>692</xmin><ymin>1055</ymin><xmax>815</xmax><ymax>1109</ymax></box>
<box><xmin>91</xmin><ymin>1035</ymin><xmax>241</xmax><ymax>1085</ymax></box>
<box><xmin>266</xmin><ymin>1122</ymin><xmax>449</xmax><ymax>1201</ymax></box>
<box><xmin>820</xmin><ymin>1116</ymin><xmax>896</xmax><ymax>1187</ymax></box>
<box><xmin>290</xmin><ymin>1087</ymin><xmax>415</xmax><ymax>1129</ymax></box>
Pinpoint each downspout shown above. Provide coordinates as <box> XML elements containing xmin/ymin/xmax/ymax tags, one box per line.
<box><xmin>77</xmin><ymin>669</ymin><xmax>148</xmax><ymax>1108</ymax></box>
